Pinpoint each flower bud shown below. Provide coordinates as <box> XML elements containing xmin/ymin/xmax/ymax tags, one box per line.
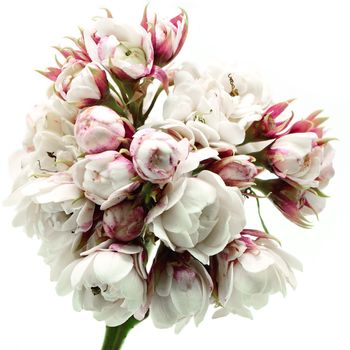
<box><xmin>103</xmin><ymin>201</ymin><xmax>145</xmax><ymax>241</ymax></box>
<box><xmin>289</xmin><ymin>110</ymin><xmax>327</xmax><ymax>138</ymax></box>
<box><xmin>210</xmin><ymin>155</ymin><xmax>260</xmax><ymax>188</ymax></box>
<box><xmin>266</xmin><ymin>132</ymin><xmax>322</xmax><ymax>188</ymax></box>
<box><xmin>130</xmin><ymin>128</ymin><xmax>189</xmax><ymax>185</ymax></box>
<box><xmin>248</xmin><ymin>100</ymin><xmax>294</xmax><ymax>139</ymax></box>
<box><xmin>89</xmin><ymin>17</ymin><xmax>154</xmax><ymax>80</ymax></box>
<box><xmin>72</xmin><ymin>151</ymin><xmax>139</xmax><ymax>210</ymax></box>
<box><xmin>74</xmin><ymin>106</ymin><xmax>125</xmax><ymax>154</ymax></box>
<box><xmin>255</xmin><ymin>178</ymin><xmax>326</xmax><ymax>228</ymax></box>
<box><xmin>141</xmin><ymin>6</ymin><xmax>188</xmax><ymax>67</ymax></box>
<box><xmin>55</xmin><ymin>60</ymin><xmax>108</xmax><ymax>108</ymax></box>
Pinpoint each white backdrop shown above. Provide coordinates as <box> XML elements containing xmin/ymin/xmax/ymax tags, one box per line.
<box><xmin>0</xmin><ymin>0</ymin><xmax>349</xmax><ymax>349</ymax></box>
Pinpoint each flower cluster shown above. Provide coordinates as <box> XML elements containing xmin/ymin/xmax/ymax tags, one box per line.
<box><xmin>8</xmin><ymin>5</ymin><xmax>334</xmax><ymax>333</ymax></box>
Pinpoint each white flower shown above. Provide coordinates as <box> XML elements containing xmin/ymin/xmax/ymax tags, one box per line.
<box><xmin>8</xmin><ymin>173</ymin><xmax>95</xmax><ymax>280</ymax></box>
<box><xmin>130</xmin><ymin>128</ymin><xmax>189</xmax><ymax>185</ymax></box>
<box><xmin>267</xmin><ymin>132</ymin><xmax>323</xmax><ymax>188</ymax></box>
<box><xmin>85</xmin><ymin>18</ymin><xmax>154</xmax><ymax>80</ymax></box>
<box><xmin>56</xmin><ymin>246</ymin><xmax>147</xmax><ymax>327</ymax></box>
<box><xmin>147</xmin><ymin>170</ymin><xmax>246</xmax><ymax>264</ymax></box>
<box><xmin>19</xmin><ymin>96</ymin><xmax>80</xmax><ymax>176</ymax></box>
<box><xmin>12</xmin><ymin>172</ymin><xmax>95</xmax><ymax>236</ymax></box>
<box><xmin>74</xmin><ymin>106</ymin><xmax>125</xmax><ymax>154</ymax></box>
<box><xmin>156</xmin><ymin>63</ymin><xmax>270</xmax><ymax>150</ymax></box>
<box><xmin>72</xmin><ymin>151</ymin><xmax>139</xmax><ymax>210</ymax></box>
<box><xmin>214</xmin><ymin>231</ymin><xmax>302</xmax><ymax>319</ymax></box>
<box><xmin>39</xmin><ymin>230</ymin><xmax>81</xmax><ymax>281</ymax></box>
<box><xmin>207</xmin><ymin>64</ymin><xmax>271</xmax><ymax>127</ymax></box>
<box><xmin>24</xmin><ymin>95</ymin><xmax>78</xmax><ymax>151</ymax></box>
<box><xmin>150</xmin><ymin>255</ymin><xmax>212</xmax><ymax>332</ymax></box>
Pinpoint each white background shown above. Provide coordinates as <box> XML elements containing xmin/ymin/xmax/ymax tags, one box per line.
<box><xmin>0</xmin><ymin>0</ymin><xmax>349</xmax><ymax>349</ymax></box>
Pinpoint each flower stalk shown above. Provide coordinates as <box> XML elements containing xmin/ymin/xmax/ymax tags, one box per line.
<box><xmin>101</xmin><ymin>317</ymin><xmax>142</xmax><ymax>350</ymax></box>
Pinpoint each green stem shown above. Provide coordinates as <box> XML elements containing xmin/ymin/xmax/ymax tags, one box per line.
<box><xmin>255</xmin><ymin>196</ymin><xmax>270</xmax><ymax>234</ymax></box>
<box><xmin>249</xmin><ymin>186</ymin><xmax>270</xmax><ymax>234</ymax></box>
<box><xmin>101</xmin><ymin>317</ymin><xmax>141</xmax><ymax>350</ymax></box>
<box><xmin>102</xmin><ymin>93</ymin><xmax>128</xmax><ymax>118</ymax></box>
<box><xmin>143</xmin><ymin>86</ymin><xmax>164</xmax><ymax>119</ymax></box>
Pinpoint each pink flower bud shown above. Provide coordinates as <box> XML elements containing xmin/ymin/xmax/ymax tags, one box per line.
<box><xmin>72</xmin><ymin>150</ymin><xmax>139</xmax><ymax>210</ymax></box>
<box><xmin>210</xmin><ymin>155</ymin><xmax>260</xmax><ymax>188</ymax></box>
<box><xmin>251</xmin><ymin>100</ymin><xmax>294</xmax><ymax>139</ymax></box>
<box><xmin>266</xmin><ymin>132</ymin><xmax>323</xmax><ymax>188</ymax></box>
<box><xmin>55</xmin><ymin>60</ymin><xmax>108</xmax><ymax>108</ymax></box>
<box><xmin>103</xmin><ymin>201</ymin><xmax>145</xmax><ymax>241</ymax></box>
<box><xmin>141</xmin><ymin>6</ymin><xmax>188</xmax><ymax>67</ymax></box>
<box><xmin>289</xmin><ymin>110</ymin><xmax>327</xmax><ymax>138</ymax></box>
<box><xmin>130</xmin><ymin>128</ymin><xmax>189</xmax><ymax>185</ymax></box>
<box><xmin>74</xmin><ymin>106</ymin><xmax>125</xmax><ymax>154</ymax></box>
<box><xmin>255</xmin><ymin>178</ymin><xmax>326</xmax><ymax>228</ymax></box>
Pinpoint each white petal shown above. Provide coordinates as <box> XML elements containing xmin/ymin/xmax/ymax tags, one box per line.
<box><xmin>239</xmin><ymin>251</ymin><xmax>275</xmax><ymax>273</ymax></box>
<box><xmin>150</xmin><ymin>294</ymin><xmax>178</xmax><ymax>329</ymax></box>
<box><xmin>93</xmin><ymin>251</ymin><xmax>133</xmax><ymax>284</ymax></box>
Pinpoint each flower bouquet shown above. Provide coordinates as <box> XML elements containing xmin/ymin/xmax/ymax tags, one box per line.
<box><xmin>7</xmin><ymin>5</ymin><xmax>335</xmax><ymax>350</ymax></box>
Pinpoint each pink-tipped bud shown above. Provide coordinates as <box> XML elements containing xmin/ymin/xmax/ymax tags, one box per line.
<box><xmin>130</xmin><ymin>128</ymin><xmax>189</xmax><ymax>185</ymax></box>
<box><xmin>74</xmin><ymin>106</ymin><xmax>125</xmax><ymax>154</ymax></box>
<box><xmin>266</xmin><ymin>132</ymin><xmax>323</xmax><ymax>188</ymax></box>
<box><xmin>55</xmin><ymin>60</ymin><xmax>108</xmax><ymax>108</ymax></box>
<box><xmin>258</xmin><ymin>99</ymin><xmax>294</xmax><ymax>138</ymax></box>
<box><xmin>141</xmin><ymin>6</ymin><xmax>188</xmax><ymax>67</ymax></box>
<box><xmin>289</xmin><ymin>110</ymin><xmax>327</xmax><ymax>138</ymax></box>
<box><xmin>255</xmin><ymin>178</ymin><xmax>326</xmax><ymax>228</ymax></box>
<box><xmin>103</xmin><ymin>201</ymin><xmax>145</xmax><ymax>241</ymax></box>
<box><xmin>210</xmin><ymin>155</ymin><xmax>260</xmax><ymax>189</ymax></box>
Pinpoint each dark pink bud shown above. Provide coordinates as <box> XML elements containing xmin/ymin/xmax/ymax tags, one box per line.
<box><xmin>289</xmin><ymin>110</ymin><xmax>327</xmax><ymax>138</ymax></box>
<box><xmin>259</xmin><ymin>99</ymin><xmax>295</xmax><ymax>138</ymax></box>
<box><xmin>210</xmin><ymin>155</ymin><xmax>260</xmax><ymax>188</ymax></box>
<box><xmin>142</xmin><ymin>5</ymin><xmax>188</xmax><ymax>67</ymax></box>
<box><xmin>103</xmin><ymin>201</ymin><xmax>145</xmax><ymax>242</ymax></box>
<box><xmin>255</xmin><ymin>178</ymin><xmax>327</xmax><ymax>228</ymax></box>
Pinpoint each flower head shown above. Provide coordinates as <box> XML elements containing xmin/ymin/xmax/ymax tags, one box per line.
<box><xmin>57</xmin><ymin>244</ymin><xmax>147</xmax><ymax>327</ymax></box>
<box><xmin>130</xmin><ymin>128</ymin><xmax>189</xmax><ymax>185</ymax></box>
<box><xmin>213</xmin><ymin>229</ymin><xmax>302</xmax><ymax>319</ymax></box>
<box><xmin>210</xmin><ymin>155</ymin><xmax>261</xmax><ymax>188</ymax></box>
<box><xmin>72</xmin><ymin>151</ymin><xmax>139</xmax><ymax>210</ymax></box>
<box><xmin>141</xmin><ymin>6</ymin><xmax>188</xmax><ymax>67</ymax></box>
<box><xmin>147</xmin><ymin>170</ymin><xmax>246</xmax><ymax>264</ymax></box>
<box><xmin>103</xmin><ymin>201</ymin><xmax>145</xmax><ymax>241</ymax></box>
<box><xmin>55</xmin><ymin>60</ymin><xmax>108</xmax><ymax>108</ymax></box>
<box><xmin>150</xmin><ymin>252</ymin><xmax>212</xmax><ymax>332</ymax></box>
<box><xmin>255</xmin><ymin>178</ymin><xmax>327</xmax><ymax>228</ymax></box>
<box><xmin>85</xmin><ymin>17</ymin><xmax>154</xmax><ymax>80</ymax></box>
<box><xmin>74</xmin><ymin>106</ymin><xmax>125</xmax><ymax>154</ymax></box>
<box><xmin>267</xmin><ymin>132</ymin><xmax>323</xmax><ymax>188</ymax></box>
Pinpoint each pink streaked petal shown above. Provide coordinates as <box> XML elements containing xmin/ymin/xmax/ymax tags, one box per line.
<box><xmin>37</xmin><ymin>67</ymin><xmax>62</xmax><ymax>81</ymax></box>
<box><xmin>149</xmin><ymin>66</ymin><xmax>169</xmax><ymax>93</ymax></box>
